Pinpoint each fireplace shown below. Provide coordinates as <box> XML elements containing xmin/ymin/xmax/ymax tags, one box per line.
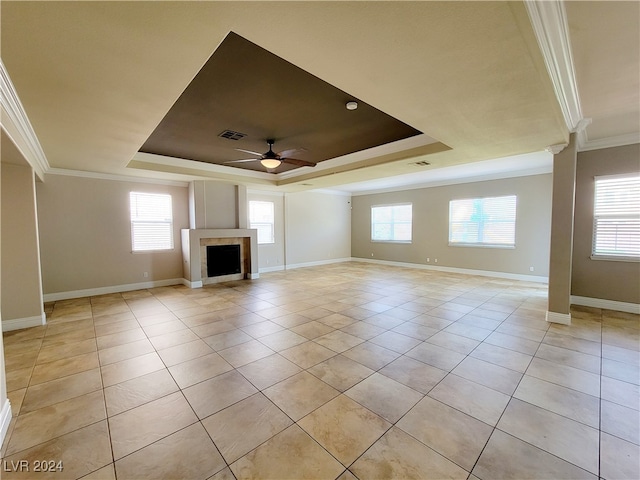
<box><xmin>207</xmin><ymin>244</ymin><xmax>241</xmax><ymax>277</ymax></box>
<box><xmin>181</xmin><ymin>228</ymin><xmax>259</xmax><ymax>288</ymax></box>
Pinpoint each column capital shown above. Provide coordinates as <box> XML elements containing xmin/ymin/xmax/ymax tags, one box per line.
<box><xmin>573</xmin><ymin>117</ymin><xmax>592</xmax><ymax>133</ymax></box>
<box><xmin>545</xmin><ymin>143</ymin><xmax>568</xmax><ymax>155</ymax></box>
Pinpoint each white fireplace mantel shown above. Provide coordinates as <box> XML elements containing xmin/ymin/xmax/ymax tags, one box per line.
<box><xmin>181</xmin><ymin>228</ymin><xmax>259</xmax><ymax>288</ymax></box>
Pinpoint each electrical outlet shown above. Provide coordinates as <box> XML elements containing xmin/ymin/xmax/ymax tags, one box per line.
<box><xmin>426</xmin><ymin>258</ymin><xmax>430</xmax><ymax>262</ymax></box>
<box><xmin>529</xmin><ymin>266</ymin><xmax>534</xmax><ymax>272</ymax></box>
<box><xmin>371</xmin><ymin>253</ymin><xmax>374</xmax><ymax>257</ymax></box>
<box><xmin>143</xmin><ymin>272</ymin><xmax>148</xmax><ymax>278</ymax></box>
<box><xmin>434</xmin><ymin>259</ymin><xmax>438</xmax><ymax>263</ymax></box>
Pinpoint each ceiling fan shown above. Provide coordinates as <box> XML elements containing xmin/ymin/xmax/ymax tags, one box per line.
<box><xmin>225</xmin><ymin>139</ymin><xmax>316</xmax><ymax>171</ymax></box>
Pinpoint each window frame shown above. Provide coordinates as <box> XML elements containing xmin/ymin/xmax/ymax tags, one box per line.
<box><xmin>249</xmin><ymin>200</ymin><xmax>276</xmax><ymax>245</ymax></box>
<box><xmin>129</xmin><ymin>191</ymin><xmax>174</xmax><ymax>253</ymax></box>
<box><xmin>370</xmin><ymin>203</ymin><xmax>413</xmax><ymax>244</ymax></box>
<box><xmin>591</xmin><ymin>173</ymin><xmax>640</xmax><ymax>262</ymax></box>
<box><xmin>448</xmin><ymin>194</ymin><xmax>517</xmax><ymax>249</ymax></box>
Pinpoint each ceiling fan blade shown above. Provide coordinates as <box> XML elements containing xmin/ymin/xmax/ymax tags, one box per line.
<box><xmin>234</xmin><ymin>148</ymin><xmax>263</xmax><ymax>157</ymax></box>
<box><xmin>224</xmin><ymin>158</ymin><xmax>260</xmax><ymax>164</ymax></box>
<box><xmin>281</xmin><ymin>157</ymin><xmax>316</xmax><ymax>167</ymax></box>
<box><xmin>278</xmin><ymin>148</ymin><xmax>307</xmax><ymax>158</ymax></box>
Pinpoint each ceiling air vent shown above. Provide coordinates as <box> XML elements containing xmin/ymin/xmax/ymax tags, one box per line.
<box><xmin>413</xmin><ymin>161</ymin><xmax>431</xmax><ymax>166</ymax></box>
<box><xmin>218</xmin><ymin>130</ymin><xmax>247</xmax><ymax>141</ymax></box>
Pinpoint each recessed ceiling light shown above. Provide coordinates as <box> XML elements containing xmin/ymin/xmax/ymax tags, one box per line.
<box><xmin>346</xmin><ymin>101</ymin><xmax>358</xmax><ymax>111</ymax></box>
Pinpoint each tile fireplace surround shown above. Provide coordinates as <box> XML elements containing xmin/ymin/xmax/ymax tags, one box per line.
<box><xmin>181</xmin><ymin>229</ymin><xmax>259</xmax><ymax>288</ymax></box>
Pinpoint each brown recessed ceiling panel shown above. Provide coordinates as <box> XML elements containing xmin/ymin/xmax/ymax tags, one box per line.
<box><xmin>139</xmin><ymin>32</ymin><xmax>422</xmax><ymax>173</ymax></box>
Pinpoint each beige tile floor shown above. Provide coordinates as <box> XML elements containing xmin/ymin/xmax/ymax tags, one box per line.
<box><xmin>1</xmin><ymin>262</ymin><xmax>639</xmax><ymax>479</ymax></box>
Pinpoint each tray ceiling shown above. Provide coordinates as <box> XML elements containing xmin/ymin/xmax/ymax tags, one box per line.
<box><xmin>140</xmin><ymin>32</ymin><xmax>423</xmax><ymax>174</ymax></box>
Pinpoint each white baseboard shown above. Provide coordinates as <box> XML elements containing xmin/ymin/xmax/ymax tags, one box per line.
<box><xmin>259</xmin><ymin>265</ymin><xmax>285</xmax><ymax>274</ymax></box>
<box><xmin>181</xmin><ymin>279</ymin><xmax>202</xmax><ymax>289</ymax></box>
<box><xmin>351</xmin><ymin>257</ymin><xmax>549</xmax><ymax>283</ymax></box>
<box><xmin>571</xmin><ymin>296</ymin><xmax>640</xmax><ymax>314</ymax></box>
<box><xmin>2</xmin><ymin>312</ymin><xmax>46</xmax><ymax>332</ymax></box>
<box><xmin>43</xmin><ymin>278</ymin><xmax>185</xmax><ymax>302</ymax></box>
<box><xmin>546</xmin><ymin>310</ymin><xmax>572</xmax><ymax>325</ymax></box>
<box><xmin>248</xmin><ymin>273</ymin><xmax>260</xmax><ymax>279</ymax></box>
<box><xmin>259</xmin><ymin>258</ymin><xmax>350</xmax><ymax>274</ymax></box>
<box><xmin>0</xmin><ymin>398</ymin><xmax>12</xmax><ymax>449</ymax></box>
<box><xmin>285</xmin><ymin>257</ymin><xmax>352</xmax><ymax>271</ymax></box>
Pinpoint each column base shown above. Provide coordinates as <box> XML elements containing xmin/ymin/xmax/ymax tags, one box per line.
<box><xmin>545</xmin><ymin>310</ymin><xmax>571</xmax><ymax>325</ymax></box>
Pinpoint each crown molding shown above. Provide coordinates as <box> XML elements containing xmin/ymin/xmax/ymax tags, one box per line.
<box><xmin>306</xmin><ymin>189</ymin><xmax>352</xmax><ymax>197</ymax></box>
<box><xmin>46</xmin><ymin>167</ymin><xmax>189</xmax><ymax>187</ymax></box>
<box><xmin>524</xmin><ymin>1</ymin><xmax>637</xmax><ymax>153</ymax></box>
<box><xmin>299</xmin><ymin>149</ymin><xmax>551</xmax><ymax>195</ymax></box>
<box><xmin>247</xmin><ymin>188</ymin><xmax>285</xmax><ymax>197</ymax></box>
<box><xmin>545</xmin><ymin>143</ymin><xmax>568</xmax><ymax>155</ymax></box>
<box><xmin>579</xmin><ymin>133</ymin><xmax>640</xmax><ymax>152</ymax></box>
<box><xmin>348</xmin><ymin>161</ymin><xmax>552</xmax><ymax>197</ymax></box>
<box><xmin>0</xmin><ymin>59</ymin><xmax>50</xmax><ymax>180</ymax></box>
<box><xmin>525</xmin><ymin>0</ymin><xmax>584</xmax><ymax>133</ymax></box>
<box><xmin>247</xmin><ymin>187</ymin><xmax>350</xmax><ymax>197</ymax></box>
<box><xmin>130</xmin><ymin>151</ymin><xmax>275</xmax><ymax>186</ymax></box>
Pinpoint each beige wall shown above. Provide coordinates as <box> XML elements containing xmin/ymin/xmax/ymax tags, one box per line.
<box><xmin>285</xmin><ymin>191</ymin><xmax>352</xmax><ymax>266</ymax></box>
<box><xmin>352</xmin><ymin>174</ymin><xmax>552</xmax><ymax>277</ymax></box>
<box><xmin>1</xmin><ymin>163</ymin><xmax>44</xmax><ymax>322</ymax></box>
<box><xmin>572</xmin><ymin>143</ymin><xmax>640</xmax><ymax>303</ymax></box>
<box><xmin>36</xmin><ymin>174</ymin><xmax>189</xmax><ymax>296</ymax></box>
<box><xmin>248</xmin><ymin>191</ymin><xmax>285</xmax><ymax>270</ymax></box>
<box><xmin>189</xmin><ymin>180</ymin><xmax>238</xmax><ymax>229</ymax></box>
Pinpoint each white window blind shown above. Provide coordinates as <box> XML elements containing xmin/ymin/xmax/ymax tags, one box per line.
<box><xmin>449</xmin><ymin>195</ymin><xmax>517</xmax><ymax>247</ymax></box>
<box><xmin>130</xmin><ymin>192</ymin><xmax>174</xmax><ymax>252</ymax></box>
<box><xmin>371</xmin><ymin>204</ymin><xmax>412</xmax><ymax>242</ymax></box>
<box><xmin>592</xmin><ymin>174</ymin><xmax>640</xmax><ymax>260</ymax></box>
<box><xmin>249</xmin><ymin>200</ymin><xmax>275</xmax><ymax>244</ymax></box>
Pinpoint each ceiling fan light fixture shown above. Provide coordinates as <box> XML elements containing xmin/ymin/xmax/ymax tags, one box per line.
<box><xmin>260</xmin><ymin>159</ymin><xmax>282</xmax><ymax>169</ymax></box>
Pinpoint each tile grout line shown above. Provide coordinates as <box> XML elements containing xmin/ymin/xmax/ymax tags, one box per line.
<box><xmin>2</xmin><ymin>264</ymin><xmax>636</xmax><ymax>479</ymax></box>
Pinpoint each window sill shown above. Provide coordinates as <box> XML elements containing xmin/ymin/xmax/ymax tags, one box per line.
<box><xmin>448</xmin><ymin>243</ymin><xmax>515</xmax><ymax>249</ymax></box>
<box><xmin>590</xmin><ymin>254</ymin><xmax>640</xmax><ymax>263</ymax></box>
<box><xmin>371</xmin><ymin>240</ymin><xmax>412</xmax><ymax>244</ymax></box>
<box><xmin>132</xmin><ymin>248</ymin><xmax>175</xmax><ymax>254</ymax></box>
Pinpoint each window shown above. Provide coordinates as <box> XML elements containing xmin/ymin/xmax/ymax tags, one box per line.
<box><xmin>449</xmin><ymin>195</ymin><xmax>516</xmax><ymax>247</ymax></box>
<box><xmin>129</xmin><ymin>192</ymin><xmax>174</xmax><ymax>252</ymax></box>
<box><xmin>592</xmin><ymin>174</ymin><xmax>640</xmax><ymax>260</ymax></box>
<box><xmin>371</xmin><ymin>204</ymin><xmax>412</xmax><ymax>242</ymax></box>
<box><xmin>249</xmin><ymin>200</ymin><xmax>275</xmax><ymax>244</ymax></box>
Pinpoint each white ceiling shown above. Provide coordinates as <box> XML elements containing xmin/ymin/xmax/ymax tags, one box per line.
<box><xmin>566</xmin><ymin>1</ymin><xmax>639</xmax><ymax>144</ymax></box>
<box><xmin>1</xmin><ymin>1</ymin><xmax>637</xmax><ymax>194</ymax></box>
<box><xmin>339</xmin><ymin>151</ymin><xmax>553</xmax><ymax>196</ymax></box>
